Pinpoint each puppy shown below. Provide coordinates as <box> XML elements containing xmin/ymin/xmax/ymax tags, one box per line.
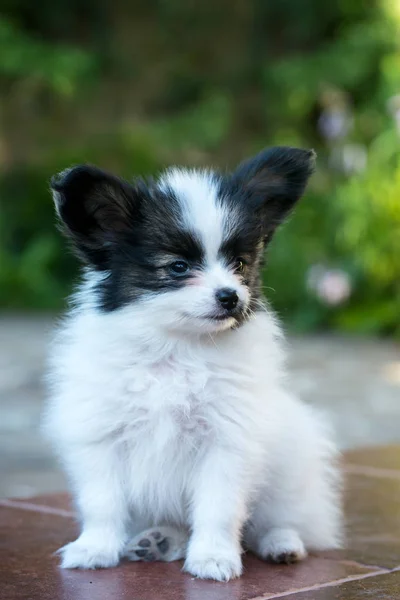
<box><xmin>43</xmin><ymin>147</ymin><xmax>343</xmax><ymax>581</ymax></box>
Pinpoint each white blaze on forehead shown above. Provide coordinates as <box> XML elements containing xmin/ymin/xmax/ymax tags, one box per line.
<box><xmin>158</xmin><ymin>168</ymin><xmax>236</xmax><ymax>263</ymax></box>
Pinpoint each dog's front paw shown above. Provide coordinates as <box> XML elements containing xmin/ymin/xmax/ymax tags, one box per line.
<box><xmin>58</xmin><ymin>538</ymin><xmax>121</xmax><ymax>569</ymax></box>
<box><xmin>184</xmin><ymin>549</ymin><xmax>242</xmax><ymax>581</ymax></box>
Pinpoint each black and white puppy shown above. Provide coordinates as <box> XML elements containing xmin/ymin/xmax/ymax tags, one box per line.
<box><xmin>44</xmin><ymin>147</ymin><xmax>343</xmax><ymax>581</ymax></box>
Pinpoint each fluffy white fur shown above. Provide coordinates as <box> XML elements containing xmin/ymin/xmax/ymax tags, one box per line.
<box><xmin>44</xmin><ymin>169</ymin><xmax>343</xmax><ymax>581</ymax></box>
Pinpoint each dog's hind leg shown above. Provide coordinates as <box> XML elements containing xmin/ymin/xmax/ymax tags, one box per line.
<box><xmin>124</xmin><ymin>526</ymin><xmax>188</xmax><ymax>562</ymax></box>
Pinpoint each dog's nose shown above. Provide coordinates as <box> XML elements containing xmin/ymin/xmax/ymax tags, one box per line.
<box><xmin>216</xmin><ymin>288</ymin><xmax>239</xmax><ymax>311</ymax></box>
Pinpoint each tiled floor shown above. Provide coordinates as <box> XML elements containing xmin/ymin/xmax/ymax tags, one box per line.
<box><xmin>2</xmin><ymin>446</ymin><xmax>400</xmax><ymax>599</ymax></box>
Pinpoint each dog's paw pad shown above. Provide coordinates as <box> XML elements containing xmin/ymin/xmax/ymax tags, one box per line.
<box><xmin>157</xmin><ymin>538</ymin><xmax>169</xmax><ymax>554</ymax></box>
<box><xmin>125</xmin><ymin>527</ymin><xmax>186</xmax><ymax>562</ymax></box>
<box><xmin>144</xmin><ymin>552</ymin><xmax>156</xmax><ymax>562</ymax></box>
<box><xmin>274</xmin><ymin>551</ymin><xmax>302</xmax><ymax>564</ymax></box>
<box><xmin>131</xmin><ymin>542</ymin><xmax>165</xmax><ymax>562</ymax></box>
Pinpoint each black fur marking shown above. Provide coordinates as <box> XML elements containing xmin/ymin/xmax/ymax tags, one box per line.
<box><xmin>52</xmin><ymin>165</ymin><xmax>207</xmax><ymax>311</ymax></box>
<box><xmin>53</xmin><ymin>147</ymin><xmax>314</xmax><ymax>314</ymax></box>
<box><xmin>51</xmin><ymin>165</ymin><xmax>143</xmax><ymax>270</ymax></box>
<box><xmin>227</xmin><ymin>146</ymin><xmax>315</xmax><ymax>233</ymax></box>
<box><xmin>97</xmin><ymin>223</ymin><xmax>205</xmax><ymax>312</ymax></box>
<box><xmin>217</xmin><ymin>146</ymin><xmax>315</xmax><ymax>309</ymax></box>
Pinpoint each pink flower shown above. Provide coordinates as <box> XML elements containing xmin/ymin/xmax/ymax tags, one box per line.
<box><xmin>307</xmin><ymin>266</ymin><xmax>352</xmax><ymax>306</ymax></box>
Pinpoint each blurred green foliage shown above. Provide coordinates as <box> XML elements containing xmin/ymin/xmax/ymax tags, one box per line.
<box><xmin>0</xmin><ymin>18</ymin><xmax>95</xmax><ymax>95</ymax></box>
<box><xmin>0</xmin><ymin>1</ymin><xmax>399</xmax><ymax>336</ymax></box>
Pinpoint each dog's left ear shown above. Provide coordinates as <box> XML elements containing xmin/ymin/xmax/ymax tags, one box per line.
<box><xmin>231</xmin><ymin>146</ymin><xmax>316</xmax><ymax>234</ymax></box>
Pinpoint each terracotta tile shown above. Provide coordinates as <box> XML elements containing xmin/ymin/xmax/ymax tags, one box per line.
<box><xmin>1</xmin><ymin>506</ymin><xmax>376</xmax><ymax>600</ymax></box>
<box><xmin>0</xmin><ymin>493</ymin><xmax>74</xmax><ymax>512</ymax></box>
<box><xmin>345</xmin><ymin>445</ymin><xmax>400</xmax><ymax>472</ymax></box>
<box><xmin>341</xmin><ymin>473</ymin><xmax>400</xmax><ymax>568</ymax></box>
<box><xmin>0</xmin><ymin>494</ymin><xmax>74</xmax><ymax>520</ymax></box>
<box><xmin>281</xmin><ymin>569</ymin><xmax>400</xmax><ymax>599</ymax></box>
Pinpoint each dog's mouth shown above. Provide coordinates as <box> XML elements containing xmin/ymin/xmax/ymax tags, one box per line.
<box><xmin>181</xmin><ymin>310</ymin><xmax>243</xmax><ymax>325</ymax></box>
<box><xmin>200</xmin><ymin>313</ymin><xmax>238</xmax><ymax>322</ymax></box>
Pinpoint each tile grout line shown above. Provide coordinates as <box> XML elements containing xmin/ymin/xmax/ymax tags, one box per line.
<box><xmin>0</xmin><ymin>498</ymin><xmax>75</xmax><ymax>518</ymax></box>
<box><xmin>323</xmin><ymin>557</ymin><xmax>391</xmax><ymax>572</ymax></box>
<box><xmin>345</xmin><ymin>464</ymin><xmax>400</xmax><ymax>480</ymax></box>
<box><xmin>249</xmin><ymin>568</ymin><xmax>393</xmax><ymax>600</ymax></box>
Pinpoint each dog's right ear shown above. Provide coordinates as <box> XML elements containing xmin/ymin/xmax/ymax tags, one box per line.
<box><xmin>51</xmin><ymin>165</ymin><xmax>139</xmax><ymax>268</ymax></box>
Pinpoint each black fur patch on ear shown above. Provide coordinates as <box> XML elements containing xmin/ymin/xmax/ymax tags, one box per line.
<box><xmin>51</xmin><ymin>165</ymin><xmax>140</xmax><ymax>268</ymax></box>
<box><xmin>231</xmin><ymin>146</ymin><xmax>316</xmax><ymax>234</ymax></box>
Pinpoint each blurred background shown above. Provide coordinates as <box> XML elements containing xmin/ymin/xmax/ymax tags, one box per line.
<box><xmin>0</xmin><ymin>0</ymin><xmax>399</xmax><ymax>498</ymax></box>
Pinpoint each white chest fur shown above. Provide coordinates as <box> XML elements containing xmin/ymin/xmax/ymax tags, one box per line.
<box><xmin>45</xmin><ymin>307</ymin><xmax>285</xmax><ymax>524</ymax></box>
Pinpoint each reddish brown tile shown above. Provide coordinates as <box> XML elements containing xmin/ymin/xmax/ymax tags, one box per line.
<box><xmin>0</xmin><ymin>494</ymin><xmax>74</xmax><ymax>518</ymax></box>
<box><xmin>341</xmin><ymin>473</ymin><xmax>400</xmax><ymax>568</ymax></box>
<box><xmin>1</xmin><ymin>506</ymin><xmax>376</xmax><ymax>600</ymax></box>
<box><xmin>345</xmin><ymin>445</ymin><xmax>400</xmax><ymax>472</ymax></box>
<box><xmin>279</xmin><ymin>569</ymin><xmax>400</xmax><ymax>599</ymax></box>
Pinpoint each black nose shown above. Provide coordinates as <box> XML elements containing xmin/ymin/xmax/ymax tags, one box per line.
<box><xmin>216</xmin><ymin>288</ymin><xmax>239</xmax><ymax>311</ymax></box>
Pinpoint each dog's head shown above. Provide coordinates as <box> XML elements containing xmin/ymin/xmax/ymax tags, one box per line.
<box><xmin>52</xmin><ymin>147</ymin><xmax>315</xmax><ymax>333</ymax></box>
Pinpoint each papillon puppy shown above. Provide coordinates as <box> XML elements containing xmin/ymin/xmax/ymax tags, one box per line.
<box><xmin>43</xmin><ymin>147</ymin><xmax>343</xmax><ymax>581</ymax></box>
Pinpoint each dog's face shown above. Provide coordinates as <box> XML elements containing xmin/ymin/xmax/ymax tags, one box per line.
<box><xmin>52</xmin><ymin>147</ymin><xmax>315</xmax><ymax>333</ymax></box>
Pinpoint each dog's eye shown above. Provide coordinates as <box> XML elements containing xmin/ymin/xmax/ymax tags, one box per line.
<box><xmin>234</xmin><ymin>258</ymin><xmax>246</xmax><ymax>273</ymax></box>
<box><xmin>170</xmin><ymin>260</ymin><xmax>190</xmax><ymax>276</ymax></box>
